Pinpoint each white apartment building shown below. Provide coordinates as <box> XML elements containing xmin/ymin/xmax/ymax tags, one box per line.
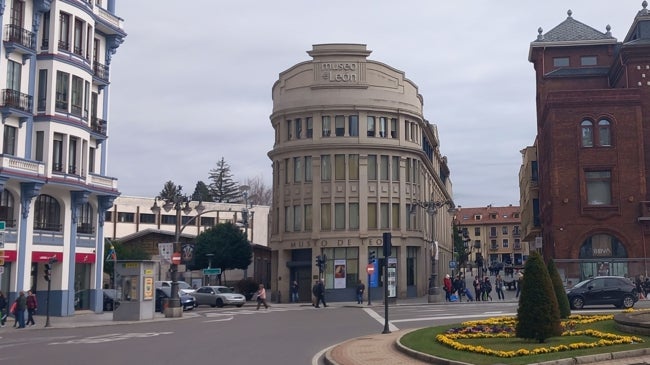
<box><xmin>0</xmin><ymin>0</ymin><xmax>125</xmax><ymax>315</ymax></box>
<box><xmin>269</xmin><ymin>44</ymin><xmax>455</xmax><ymax>302</ymax></box>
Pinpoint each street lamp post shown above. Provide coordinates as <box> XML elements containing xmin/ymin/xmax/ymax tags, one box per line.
<box><xmin>206</xmin><ymin>253</ymin><xmax>214</xmax><ymax>285</ymax></box>
<box><xmin>412</xmin><ymin>198</ymin><xmax>453</xmax><ymax>303</ymax></box>
<box><xmin>151</xmin><ymin>193</ymin><xmax>195</xmax><ymax>318</ymax></box>
<box><xmin>239</xmin><ymin>185</ymin><xmax>254</xmax><ymax>278</ymax></box>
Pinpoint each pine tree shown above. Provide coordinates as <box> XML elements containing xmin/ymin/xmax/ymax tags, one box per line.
<box><xmin>159</xmin><ymin>180</ymin><xmax>181</xmax><ymax>201</ymax></box>
<box><xmin>208</xmin><ymin>157</ymin><xmax>241</xmax><ymax>203</ymax></box>
<box><xmin>191</xmin><ymin>181</ymin><xmax>213</xmax><ymax>202</ymax></box>
<box><xmin>547</xmin><ymin>259</ymin><xmax>572</xmax><ymax>319</ymax></box>
<box><xmin>515</xmin><ymin>251</ymin><xmax>562</xmax><ymax>343</ymax></box>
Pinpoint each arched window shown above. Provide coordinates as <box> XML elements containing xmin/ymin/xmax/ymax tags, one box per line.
<box><xmin>598</xmin><ymin>119</ymin><xmax>611</xmax><ymax>146</ymax></box>
<box><xmin>0</xmin><ymin>190</ymin><xmax>15</xmax><ymax>227</ymax></box>
<box><xmin>578</xmin><ymin>234</ymin><xmax>628</xmax><ymax>279</ymax></box>
<box><xmin>77</xmin><ymin>202</ymin><xmax>94</xmax><ymax>234</ymax></box>
<box><xmin>34</xmin><ymin>194</ymin><xmax>61</xmax><ymax>231</ymax></box>
<box><xmin>581</xmin><ymin>120</ymin><xmax>593</xmax><ymax>147</ymax></box>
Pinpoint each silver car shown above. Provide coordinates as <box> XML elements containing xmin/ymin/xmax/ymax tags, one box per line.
<box><xmin>193</xmin><ymin>286</ymin><xmax>246</xmax><ymax>308</ymax></box>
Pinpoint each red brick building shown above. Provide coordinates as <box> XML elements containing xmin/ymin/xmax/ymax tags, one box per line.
<box><xmin>525</xmin><ymin>5</ymin><xmax>650</xmax><ymax>283</ymax></box>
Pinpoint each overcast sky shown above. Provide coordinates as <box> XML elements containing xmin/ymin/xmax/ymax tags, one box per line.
<box><xmin>107</xmin><ymin>1</ymin><xmax>643</xmax><ymax>208</ymax></box>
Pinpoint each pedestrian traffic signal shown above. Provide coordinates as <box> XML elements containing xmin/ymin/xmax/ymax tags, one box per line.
<box><xmin>369</xmin><ymin>250</ymin><xmax>376</xmax><ymax>263</ymax></box>
<box><xmin>44</xmin><ymin>263</ymin><xmax>52</xmax><ymax>282</ymax></box>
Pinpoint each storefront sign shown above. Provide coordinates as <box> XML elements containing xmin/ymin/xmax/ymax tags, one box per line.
<box><xmin>320</xmin><ymin>62</ymin><xmax>359</xmax><ymax>83</ymax></box>
<box><xmin>32</xmin><ymin>251</ymin><xmax>63</xmax><ymax>262</ymax></box>
<box><xmin>75</xmin><ymin>252</ymin><xmax>96</xmax><ymax>263</ymax></box>
<box><xmin>289</xmin><ymin>238</ymin><xmax>384</xmax><ymax>248</ymax></box>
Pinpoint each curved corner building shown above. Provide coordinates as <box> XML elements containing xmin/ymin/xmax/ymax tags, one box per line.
<box><xmin>0</xmin><ymin>0</ymin><xmax>125</xmax><ymax>315</ymax></box>
<box><xmin>268</xmin><ymin>44</ymin><xmax>454</xmax><ymax>302</ymax></box>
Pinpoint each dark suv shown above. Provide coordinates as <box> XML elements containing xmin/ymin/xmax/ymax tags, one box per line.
<box><xmin>566</xmin><ymin>276</ymin><xmax>638</xmax><ymax>309</ymax></box>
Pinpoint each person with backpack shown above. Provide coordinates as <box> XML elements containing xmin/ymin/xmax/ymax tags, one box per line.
<box><xmin>482</xmin><ymin>276</ymin><xmax>493</xmax><ymax>301</ymax></box>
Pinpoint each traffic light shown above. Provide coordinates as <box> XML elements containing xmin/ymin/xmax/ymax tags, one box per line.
<box><xmin>44</xmin><ymin>263</ymin><xmax>52</xmax><ymax>282</ymax></box>
<box><xmin>315</xmin><ymin>255</ymin><xmax>325</xmax><ymax>272</ymax></box>
<box><xmin>369</xmin><ymin>250</ymin><xmax>376</xmax><ymax>263</ymax></box>
<box><xmin>382</xmin><ymin>232</ymin><xmax>392</xmax><ymax>257</ymax></box>
<box><xmin>475</xmin><ymin>253</ymin><xmax>484</xmax><ymax>268</ymax></box>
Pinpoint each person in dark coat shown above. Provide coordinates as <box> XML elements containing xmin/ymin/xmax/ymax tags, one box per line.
<box><xmin>314</xmin><ymin>280</ymin><xmax>327</xmax><ymax>308</ymax></box>
<box><xmin>14</xmin><ymin>291</ymin><xmax>26</xmax><ymax>328</ymax></box>
<box><xmin>0</xmin><ymin>291</ymin><xmax>7</xmax><ymax>327</ymax></box>
<box><xmin>26</xmin><ymin>290</ymin><xmax>38</xmax><ymax>326</ymax></box>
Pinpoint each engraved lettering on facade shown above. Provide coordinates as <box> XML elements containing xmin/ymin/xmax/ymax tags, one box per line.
<box><xmin>320</xmin><ymin>62</ymin><xmax>358</xmax><ymax>83</ymax></box>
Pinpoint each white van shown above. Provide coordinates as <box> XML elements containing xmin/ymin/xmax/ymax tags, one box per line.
<box><xmin>154</xmin><ymin>280</ymin><xmax>195</xmax><ymax>294</ymax></box>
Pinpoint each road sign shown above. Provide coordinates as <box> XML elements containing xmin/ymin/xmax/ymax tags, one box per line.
<box><xmin>366</xmin><ymin>263</ymin><xmax>375</xmax><ymax>275</ymax></box>
<box><xmin>203</xmin><ymin>268</ymin><xmax>221</xmax><ymax>275</ymax></box>
<box><xmin>171</xmin><ymin>252</ymin><xmax>181</xmax><ymax>264</ymax></box>
<box><xmin>0</xmin><ymin>221</ymin><xmax>5</xmax><ymax>230</ymax></box>
<box><xmin>449</xmin><ymin>261</ymin><xmax>457</xmax><ymax>269</ymax></box>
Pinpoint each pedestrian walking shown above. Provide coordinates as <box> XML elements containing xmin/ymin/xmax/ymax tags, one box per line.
<box><xmin>516</xmin><ymin>271</ymin><xmax>524</xmax><ymax>298</ymax></box>
<box><xmin>473</xmin><ymin>276</ymin><xmax>482</xmax><ymax>302</ymax></box>
<box><xmin>443</xmin><ymin>274</ymin><xmax>453</xmax><ymax>301</ymax></box>
<box><xmin>290</xmin><ymin>281</ymin><xmax>299</xmax><ymax>303</ymax></box>
<box><xmin>26</xmin><ymin>290</ymin><xmax>38</xmax><ymax>326</ymax></box>
<box><xmin>314</xmin><ymin>279</ymin><xmax>327</xmax><ymax>308</ymax></box>
<box><xmin>312</xmin><ymin>280</ymin><xmax>319</xmax><ymax>307</ymax></box>
<box><xmin>0</xmin><ymin>291</ymin><xmax>7</xmax><ymax>327</ymax></box>
<box><xmin>452</xmin><ymin>275</ymin><xmax>465</xmax><ymax>301</ymax></box>
<box><xmin>14</xmin><ymin>291</ymin><xmax>26</xmax><ymax>328</ymax></box>
<box><xmin>495</xmin><ymin>275</ymin><xmax>505</xmax><ymax>300</ymax></box>
<box><xmin>255</xmin><ymin>284</ymin><xmax>269</xmax><ymax>310</ymax></box>
<box><xmin>356</xmin><ymin>280</ymin><xmax>365</xmax><ymax>304</ymax></box>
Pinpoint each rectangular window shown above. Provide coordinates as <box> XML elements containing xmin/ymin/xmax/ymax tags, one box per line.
<box><xmin>335</xmin><ymin>115</ymin><xmax>345</xmax><ymax>136</ymax></box>
<box><xmin>304</xmin><ymin>156</ymin><xmax>312</xmax><ymax>182</ymax></box>
<box><xmin>306</xmin><ymin>117</ymin><xmax>313</xmax><ymax>138</ymax></box>
<box><xmin>321</xmin><ymin>203</ymin><xmax>331</xmax><ymax>231</ymax></box>
<box><xmin>391</xmin><ymin>203</ymin><xmax>400</xmax><ymax>229</ymax></box>
<box><xmin>68</xmin><ymin>136</ymin><xmax>78</xmax><ymax>174</ymax></box>
<box><xmin>379</xmin><ymin>117</ymin><xmax>387</xmax><ymax>137</ymax></box>
<box><xmin>284</xmin><ymin>206</ymin><xmax>292</xmax><ymax>232</ymax></box>
<box><xmin>334</xmin><ymin>203</ymin><xmax>345</xmax><ymax>230</ymax></box>
<box><xmin>41</xmin><ymin>11</ymin><xmax>50</xmax><ymax>50</ymax></box>
<box><xmin>84</xmin><ymin>80</ymin><xmax>90</xmax><ymax>118</ymax></box>
<box><xmin>35</xmin><ymin>131</ymin><xmax>44</xmax><ymax>161</ymax></box>
<box><xmin>553</xmin><ymin>57</ymin><xmax>569</xmax><ymax>67</ymax></box>
<box><xmin>37</xmin><ymin>69</ymin><xmax>47</xmax><ymax>111</ymax></box>
<box><xmin>391</xmin><ymin>156</ymin><xmax>400</xmax><ymax>180</ymax></box>
<box><xmin>294</xmin><ymin>118</ymin><xmax>302</xmax><ymax>139</ymax></box>
<box><xmin>117</xmin><ymin>212</ymin><xmax>134</xmax><ymax>223</ymax></box>
<box><xmin>73</xmin><ymin>18</ymin><xmax>83</xmax><ymax>55</ymax></box>
<box><xmin>367</xmin><ymin>116</ymin><xmax>375</xmax><ymax>137</ymax></box>
<box><xmin>348</xmin><ymin>154</ymin><xmax>359</xmax><ymax>180</ymax></box>
<box><xmin>349</xmin><ymin>203</ymin><xmax>359</xmax><ymax>230</ymax></box>
<box><xmin>367</xmin><ymin>203</ymin><xmax>377</xmax><ymax>229</ymax></box>
<box><xmin>502</xmin><ymin>226</ymin><xmax>508</xmax><ymax>235</ymax></box>
<box><xmin>59</xmin><ymin>12</ymin><xmax>70</xmax><ymax>51</ymax></box>
<box><xmin>586</xmin><ymin>170</ymin><xmax>612</xmax><ymax>205</ymax></box>
<box><xmin>379</xmin><ymin>155</ymin><xmax>389</xmax><ymax>181</ymax></box>
<box><xmin>490</xmin><ymin>226</ymin><xmax>497</xmax><ymax>237</ymax></box>
<box><xmin>321</xmin><ymin>247</ymin><xmax>360</xmax><ymax>290</ymax></box>
<box><xmin>348</xmin><ymin>115</ymin><xmax>359</xmax><ymax>137</ymax></box>
<box><xmin>293</xmin><ymin>157</ymin><xmax>302</xmax><ymax>183</ymax></box>
<box><xmin>406</xmin><ymin>247</ymin><xmax>417</xmax><ymax>286</ymax></box>
<box><xmin>200</xmin><ymin>216</ymin><xmax>215</xmax><ymax>227</ymax></box>
<box><xmin>6</xmin><ymin>60</ymin><xmax>21</xmax><ymax>91</ymax></box>
<box><xmin>406</xmin><ymin>204</ymin><xmax>415</xmax><ymax>230</ymax></box>
<box><xmin>53</xmin><ymin>133</ymin><xmax>63</xmax><ymax>172</ymax></box>
<box><xmin>3</xmin><ymin>125</ymin><xmax>17</xmax><ymax>155</ymax></box>
<box><xmin>71</xmin><ymin>75</ymin><xmax>83</xmax><ymax>116</ymax></box>
<box><xmin>502</xmin><ymin>239</ymin><xmax>509</xmax><ymax>248</ymax></box>
<box><xmin>405</xmin><ymin>158</ymin><xmax>411</xmax><ymax>182</ymax></box>
<box><xmin>55</xmin><ymin>71</ymin><xmax>69</xmax><ymax>111</ymax></box>
<box><xmin>304</xmin><ymin>204</ymin><xmax>312</xmax><ymax>231</ymax></box>
<box><xmin>367</xmin><ymin>155</ymin><xmax>377</xmax><ymax>180</ymax></box>
<box><xmin>334</xmin><ymin>154</ymin><xmax>345</xmax><ymax>180</ymax></box>
<box><xmin>139</xmin><ymin>213</ymin><xmax>155</xmax><ymax>224</ymax></box>
<box><xmin>321</xmin><ymin>155</ymin><xmax>331</xmax><ymax>181</ymax></box>
<box><xmin>380</xmin><ymin>203</ymin><xmax>389</xmax><ymax>229</ymax></box>
<box><xmin>474</xmin><ymin>227</ymin><xmax>480</xmax><ymax>236</ymax></box>
<box><xmin>88</xmin><ymin>146</ymin><xmax>95</xmax><ymax>173</ymax></box>
<box><xmin>284</xmin><ymin>158</ymin><xmax>290</xmax><ymax>183</ymax></box>
<box><xmin>293</xmin><ymin>205</ymin><xmax>302</xmax><ymax>231</ymax></box>
<box><xmin>580</xmin><ymin>56</ymin><xmax>597</xmax><ymax>66</ymax></box>
<box><xmin>405</xmin><ymin>121</ymin><xmax>410</xmax><ymax>141</ymax></box>
<box><xmin>286</xmin><ymin>120</ymin><xmax>292</xmax><ymax>140</ymax></box>
<box><xmin>322</xmin><ymin>116</ymin><xmax>331</xmax><ymax>137</ymax></box>
<box><xmin>390</xmin><ymin>118</ymin><xmax>397</xmax><ymax>138</ymax></box>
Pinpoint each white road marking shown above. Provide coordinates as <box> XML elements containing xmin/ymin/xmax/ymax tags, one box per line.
<box><xmin>50</xmin><ymin>332</ymin><xmax>173</xmax><ymax>345</ymax></box>
<box><xmin>363</xmin><ymin>308</ymin><xmax>399</xmax><ymax>332</ymax></box>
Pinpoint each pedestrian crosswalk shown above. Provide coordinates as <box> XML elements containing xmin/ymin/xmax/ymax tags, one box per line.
<box><xmin>201</xmin><ymin>304</ymin><xmax>314</xmax><ymax>319</ymax></box>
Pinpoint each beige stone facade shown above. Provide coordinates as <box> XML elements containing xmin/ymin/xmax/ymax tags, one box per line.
<box><xmin>268</xmin><ymin>44</ymin><xmax>454</xmax><ymax>302</ymax></box>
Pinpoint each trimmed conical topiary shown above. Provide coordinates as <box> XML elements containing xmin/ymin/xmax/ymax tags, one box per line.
<box><xmin>547</xmin><ymin>258</ymin><xmax>571</xmax><ymax>319</ymax></box>
<box><xmin>516</xmin><ymin>251</ymin><xmax>562</xmax><ymax>343</ymax></box>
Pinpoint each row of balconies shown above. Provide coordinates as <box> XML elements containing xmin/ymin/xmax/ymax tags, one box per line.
<box><xmin>490</xmin><ymin>244</ymin><xmax>523</xmax><ymax>251</ymax></box>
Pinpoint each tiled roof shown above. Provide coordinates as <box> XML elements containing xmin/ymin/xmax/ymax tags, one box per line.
<box><xmin>533</xmin><ymin>10</ymin><xmax>615</xmax><ymax>43</ymax></box>
<box><xmin>457</xmin><ymin>205</ymin><xmax>521</xmax><ymax>225</ymax></box>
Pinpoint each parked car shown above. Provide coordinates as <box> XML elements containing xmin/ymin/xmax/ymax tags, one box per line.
<box><xmin>155</xmin><ymin>287</ymin><xmax>198</xmax><ymax>312</ymax></box>
<box><xmin>193</xmin><ymin>286</ymin><xmax>246</xmax><ymax>308</ymax></box>
<box><xmin>566</xmin><ymin>276</ymin><xmax>638</xmax><ymax>309</ymax></box>
<box><xmin>154</xmin><ymin>281</ymin><xmax>195</xmax><ymax>295</ymax></box>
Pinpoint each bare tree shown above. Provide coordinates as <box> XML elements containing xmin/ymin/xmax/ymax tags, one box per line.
<box><xmin>244</xmin><ymin>174</ymin><xmax>272</xmax><ymax>206</ymax></box>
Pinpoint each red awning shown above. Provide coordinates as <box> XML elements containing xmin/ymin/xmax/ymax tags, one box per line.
<box><xmin>0</xmin><ymin>250</ymin><xmax>16</xmax><ymax>262</ymax></box>
<box><xmin>32</xmin><ymin>251</ymin><xmax>63</xmax><ymax>263</ymax></box>
<box><xmin>75</xmin><ymin>252</ymin><xmax>96</xmax><ymax>263</ymax></box>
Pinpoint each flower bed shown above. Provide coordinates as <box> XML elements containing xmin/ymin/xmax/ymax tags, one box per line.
<box><xmin>435</xmin><ymin>314</ymin><xmax>644</xmax><ymax>358</ymax></box>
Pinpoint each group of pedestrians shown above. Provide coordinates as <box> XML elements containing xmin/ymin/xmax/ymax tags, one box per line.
<box><xmin>0</xmin><ymin>290</ymin><xmax>38</xmax><ymax>328</ymax></box>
